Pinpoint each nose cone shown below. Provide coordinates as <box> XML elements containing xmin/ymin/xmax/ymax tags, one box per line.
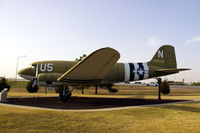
<box><xmin>18</xmin><ymin>68</ymin><xmax>35</xmax><ymax>80</ymax></box>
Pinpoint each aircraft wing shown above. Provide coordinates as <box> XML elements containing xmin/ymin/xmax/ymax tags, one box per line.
<box><xmin>156</xmin><ymin>68</ymin><xmax>191</xmax><ymax>73</ymax></box>
<box><xmin>57</xmin><ymin>47</ymin><xmax>120</xmax><ymax>83</ymax></box>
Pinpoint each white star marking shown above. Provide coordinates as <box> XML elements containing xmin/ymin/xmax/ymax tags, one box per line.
<box><xmin>138</xmin><ymin>69</ymin><xmax>144</xmax><ymax>75</ymax></box>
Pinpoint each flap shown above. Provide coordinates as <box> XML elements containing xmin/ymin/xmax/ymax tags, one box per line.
<box><xmin>157</xmin><ymin>68</ymin><xmax>191</xmax><ymax>73</ymax></box>
<box><xmin>57</xmin><ymin>47</ymin><xmax>120</xmax><ymax>83</ymax></box>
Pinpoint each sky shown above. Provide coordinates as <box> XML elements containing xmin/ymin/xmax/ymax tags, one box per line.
<box><xmin>0</xmin><ymin>0</ymin><xmax>200</xmax><ymax>82</ymax></box>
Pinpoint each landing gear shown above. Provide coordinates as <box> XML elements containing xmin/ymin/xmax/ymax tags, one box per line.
<box><xmin>95</xmin><ymin>85</ymin><xmax>98</xmax><ymax>94</ymax></box>
<box><xmin>156</xmin><ymin>78</ymin><xmax>162</xmax><ymax>101</ymax></box>
<box><xmin>59</xmin><ymin>86</ymin><xmax>72</xmax><ymax>102</ymax></box>
<box><xmin>26</xmin><ymin>81</ymin><xmax>39</xmax><ymax>93</ymax></box>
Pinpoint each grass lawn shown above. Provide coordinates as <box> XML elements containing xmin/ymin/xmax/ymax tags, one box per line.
<box><xmin>0</xmin><ymin>101</ymin><xmax>199</xmax><ymax>133</ymax></box>
<box><xmin>0</xmin><ymin>85</ymin><xmax>200</xmax><ymax>133</ymax></box>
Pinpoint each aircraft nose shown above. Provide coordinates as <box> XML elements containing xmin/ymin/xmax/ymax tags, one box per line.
<box><xmin>18</xmin><ymin>68</ymin><xmax>35</xmax><ymax>80</ymax></box>
<box><xmin>18</xmin><ymin>68</ymin><xmax>28</xmax><ymax>75</ymax></box>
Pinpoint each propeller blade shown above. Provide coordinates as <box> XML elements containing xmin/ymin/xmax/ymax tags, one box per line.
<box><xmin>32</xmin><ymin>64</ymin><xmax>39</xmax><ymax>88</ymax></box>
<box><xmin>32</xmin><ymin>78</ymin><xmax>37</xmax><ymax>88</ymax></box>
<box><xmin>36</xmin><ymin>64</ymin><xmax>39</xmax><ymax>77</ymax></box>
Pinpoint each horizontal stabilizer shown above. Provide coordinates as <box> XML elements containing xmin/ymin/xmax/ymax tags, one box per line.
<box><xmin>157</xmin><ymin>68</ymin><xmax>191</xmax><ymax>73</ymax></box>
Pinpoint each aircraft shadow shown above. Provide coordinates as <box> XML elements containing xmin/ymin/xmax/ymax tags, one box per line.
<box><xmin>7</xmin><ymin>96</ymin><xmax>188</xmax><ymax>110</ymax></box>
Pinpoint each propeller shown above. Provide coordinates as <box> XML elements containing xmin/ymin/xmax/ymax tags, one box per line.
<box><xmin>32</xmin><ymin>64</ymin><xmax>39</xmax><ymax>88</ymax></box>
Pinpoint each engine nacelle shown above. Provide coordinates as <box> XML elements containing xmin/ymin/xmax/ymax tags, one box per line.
<box><xmin>38</xmin><ymin>73</ymin><xmax>62</xmax><ymax>82</ymax></box>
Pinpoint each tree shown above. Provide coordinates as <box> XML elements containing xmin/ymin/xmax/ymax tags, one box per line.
<box><xmin>75</xmin><ymin>54</ymin><xmax>87</xmax><ymax>61</ymax></box>
<box><xmin>191</xmin><ymin>82</ymin><xmax>200</xmax><ymax>86</ymax></box>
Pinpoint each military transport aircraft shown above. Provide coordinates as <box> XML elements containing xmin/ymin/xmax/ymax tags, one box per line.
<box><xmin>18</xmin><ymin>45</ymin><xmax>189</xmax><ymax>101</ymax></box>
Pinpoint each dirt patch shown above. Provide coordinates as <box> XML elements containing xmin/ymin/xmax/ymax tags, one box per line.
<box><xmin>5</xmin><ymin>96</ymin><xmax>189</xmax><ymax>110</ymax></box>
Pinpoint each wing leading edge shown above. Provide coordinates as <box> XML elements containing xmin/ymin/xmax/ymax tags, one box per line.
<box><xmin>57</xmin><ymin>47</ymin><xmax>120</xmax><ymax>83</ymax></box>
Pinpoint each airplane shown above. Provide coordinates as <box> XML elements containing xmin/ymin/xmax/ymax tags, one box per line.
<box><xmin>18</xmin><ymin>45</ymin><xmax>190</xmax><ymax>101</ymax></box>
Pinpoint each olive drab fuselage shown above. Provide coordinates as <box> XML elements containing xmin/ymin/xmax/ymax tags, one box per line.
<box><xmin>18</xmin><ymin>45</ymin><xmax>188</xmax><ymax>86</ymax></box>
<box><xmin>18</xmin><ymin>61</ymin><xmax>176</xmax><ymax>85</ymax></box>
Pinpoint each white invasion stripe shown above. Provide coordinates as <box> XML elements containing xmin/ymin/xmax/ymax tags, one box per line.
<box><xmin>143</xmin><ymin>62</ymin><xmax>149</xmax><ymax>79</ymax></box>
<box><xmin>134</xmin><ymin>63</ymin><xmax>139</xmax><ymax>80</ymax></box>
<box><xmin>124</xmin><ymin>63</ymin><xmax>130</xmax><ymax>82</ymax></box>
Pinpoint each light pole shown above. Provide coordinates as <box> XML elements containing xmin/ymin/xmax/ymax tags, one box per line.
<box><xmin>16</xmin><ymin>55</ymin><xmax>26</xmax><ymax>81</ymax></box>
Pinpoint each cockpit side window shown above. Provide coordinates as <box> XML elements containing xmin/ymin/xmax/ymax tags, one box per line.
<box><xmin>31</xmin><ymin>64</ymin><xmax>36</xmax><ymax>69</ymax></box>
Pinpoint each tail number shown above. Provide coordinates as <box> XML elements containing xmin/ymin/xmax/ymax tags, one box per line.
<box><xmin>158</xmin><ymin>50</ymin><xmax>164</xmax><ymax>59</ymax></box>
<box><xmin>40</xmin><ymin>63</ymin><xmax>53</xmax><ymax>72</ymax></box>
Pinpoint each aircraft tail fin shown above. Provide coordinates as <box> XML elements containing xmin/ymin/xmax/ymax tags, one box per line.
<box><xmin>148</xmin><ymin>45</ymin><xmax>177</xmax><ymax>68</ymax></box>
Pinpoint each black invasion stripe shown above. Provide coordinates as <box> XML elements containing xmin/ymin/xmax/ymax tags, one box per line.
<box><xmin>129</xmin><ymin>63</ymin><xmax>135</xmax><ymax>81</ymax></box>
<box><xmin>138</xmin><ymin>63</ymin><xmax>144</xmax><ymax>80</ymax></box>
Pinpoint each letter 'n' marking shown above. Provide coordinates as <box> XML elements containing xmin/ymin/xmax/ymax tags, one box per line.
<box><xmin>158</xmin><ymin>50</ymin><xmax>164</xmax><ymax>59</ymax></box>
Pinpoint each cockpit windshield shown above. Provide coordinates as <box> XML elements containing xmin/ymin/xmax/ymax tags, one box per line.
<box><xmin>28</xmin><ymin>64</ymin><xmax>36</xmax><ymax>69</ymax></box>
<box><xmin>31</xmin><ymin>65</ymin><xmax>36</xmax><ymax>69</ymax></box>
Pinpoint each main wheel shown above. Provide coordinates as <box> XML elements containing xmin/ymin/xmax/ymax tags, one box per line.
<box><xmin>59</xmin><ymin>87</ymin><xmax>72</xmax><ymax>102</ymax></box>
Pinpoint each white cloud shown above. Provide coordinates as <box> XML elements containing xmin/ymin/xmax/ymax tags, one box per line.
<box><xmin>146</xmin><ymin>36</ymin><xmax>162</xmax><ymax>47</ymax></box>
<box><xmin>186</xmin><ymin>36</ymin><xmax>200</xmax><ymax>44</ymax></box>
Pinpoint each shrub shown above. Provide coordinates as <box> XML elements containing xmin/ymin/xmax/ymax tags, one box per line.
<box><xmin>160</xmin><ymin>80</ymin><xmax>170</xmax><ymax>95</ymax></box>
<box><xmin>0</xmin><ymin>78</ymin><xmax>11</xmax><ymax>92</ymax></box>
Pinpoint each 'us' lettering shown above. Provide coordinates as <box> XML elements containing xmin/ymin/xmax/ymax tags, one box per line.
<box><xmin>40</xmin><ymin>63</ymin><xmax>53</xmax><ymax>72</ymax></box>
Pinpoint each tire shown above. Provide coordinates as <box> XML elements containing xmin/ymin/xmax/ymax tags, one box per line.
<box><xmin>59</xmin><ymin>89</ymin><xmax>72</xmax><ymax>102</ymax></box>
<box><xmin>26</xmin><ymin>81</ymin><xmax>39</xmax><ymax>93</ymax></box>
